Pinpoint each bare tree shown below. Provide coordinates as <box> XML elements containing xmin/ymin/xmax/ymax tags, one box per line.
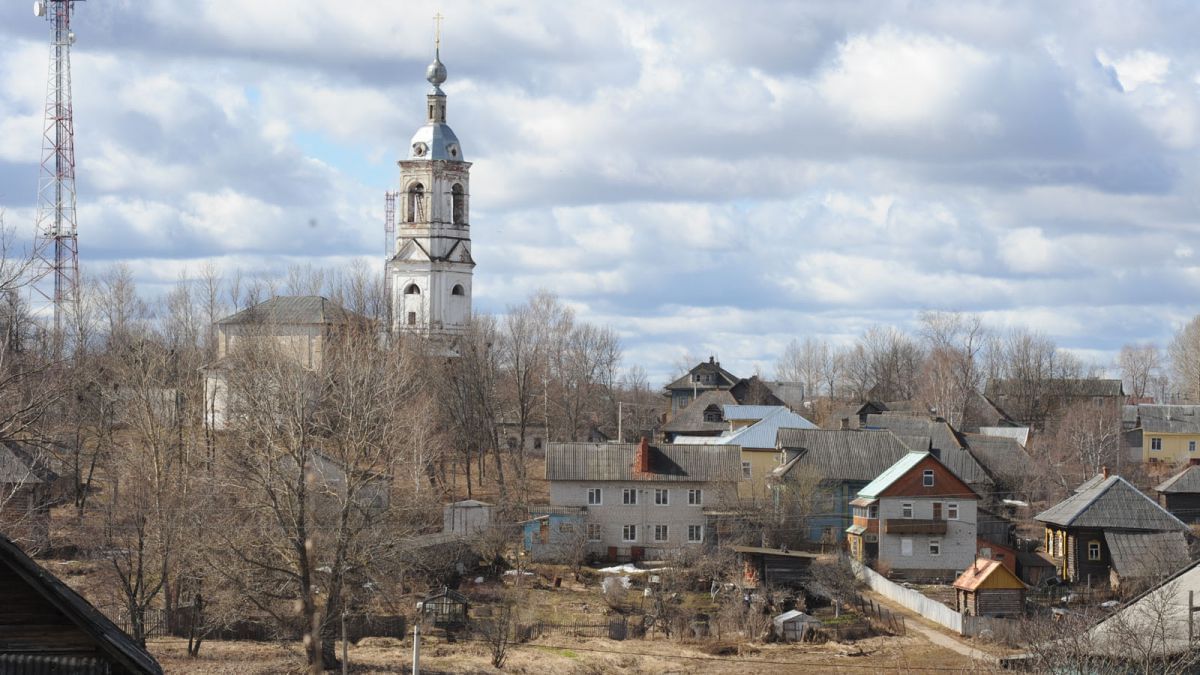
<box><xmin>1121</xmin><ymin>343</ymin><xmax>1163</xmax><ymax>401</ymax></box>
<box><xmin>916</xmin><ymin>311</ymin><xmax>987</xmax><ymax>428</ymax></box>
<box><xmin>775</xmin><ymin>337</ymin><xmax>831</xmax><ymax>400</ymax></box>
<box><xmin>1169</xmin><ymin>316</ymin><xmax>1200</xmax><ymax>403</ymax></box>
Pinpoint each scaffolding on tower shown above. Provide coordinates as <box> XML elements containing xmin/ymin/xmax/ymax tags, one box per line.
<box><xmin>31</xmin><ymin>0</ymin><xmax>83</xmax><ymax>347</ymax></box>
<box><xmin>383</xmin><ymin>190</ymin><xmax>398</xmax><ymax>330</ymax></box>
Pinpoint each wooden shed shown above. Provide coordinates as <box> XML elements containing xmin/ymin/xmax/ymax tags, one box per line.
<box><xmin>0</xmin><ymin>534</ymin><xmax>162</xmax><ymax>674</ymax></box>
<box><xmin>953</xmin><ymin>558</ymin><xmax>1026</xmax><ymax>617</ymax></box>
<box><xmin>732</xmin><ymin>545</ymin><xmax>819</xmax><ymax>588</ymax></box>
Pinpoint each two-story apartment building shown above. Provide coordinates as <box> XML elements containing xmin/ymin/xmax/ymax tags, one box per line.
<box><xmin>846</xmin><ymin>451</ymin><xmax>980</xmax><ymax>581</ymax></box>
<box><xmin>545</xmin><ymin>439</ymin><xmax>740</xmax><ymax>560</ymax></box>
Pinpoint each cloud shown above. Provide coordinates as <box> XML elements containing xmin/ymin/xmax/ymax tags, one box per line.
<box><xmin>3</xmin><ymin>1</ymin><xmax>1200</xmax><ymax>385</ymax></box>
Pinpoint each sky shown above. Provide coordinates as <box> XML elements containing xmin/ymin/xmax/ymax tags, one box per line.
<box><xmin>1</xmin><ymin>1</ymin><xmax>1199</xmax><ymax>385</ymax></box>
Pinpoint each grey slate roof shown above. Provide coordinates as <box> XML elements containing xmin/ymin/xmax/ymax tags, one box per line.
<box><xmin>962</xmin><ymin>433</ymin><xmax>1035</xmax><ymax>480</ymax></box>
<box><xmin>663</xmin><ymin>389</ymin><xmax>737</xmax><ymax>434</ymax></box>
<box><xmin>217</xmin><ymin>295</ymin><xmax>361</xmax><ymax>326</ymax></box>
<box><xmin>1142</xmin><ymin>417</ymin><xmax>1200</xmax><ymax>435</ymax></box>
<box><xmin>1156</xmin><ymin>465</ymin><xmax>1200</xmax><ymax>494</ymax></box>
<box><xmin>1036</xmin><ymin>475</ymin><xmax>1188</xmax><ymax>531</ymax></box>
<box><xmin>0</xmin><ymin>441</ymin><xmax>57</xmax><ymax>485</ymax></box>
<box><xmin>773</xmin><ymin>429</ymin><xmax>926</xmax><ymax>483</ymax></box>
<box><xmin>0</xmin><ymin>533</ymin><xmax>164</xmax><ymax>674</ymax></box>
<box><xmin>546</xmin><ymin>442</ymin><xmax>740</xmax><ymax>483</ymax></box>
<box><xmin>862</xmin><ymin>415</ymin><xmax>994</xmax><ymax>487</ymax></box>
<box><xmin>1104</xmin><ymin>531</ymin><xmax>1191</xmax><ymax>580</ymax></box>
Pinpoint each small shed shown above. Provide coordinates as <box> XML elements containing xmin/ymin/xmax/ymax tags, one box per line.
<box><xmin>954</xmin><ymin>558</ymin><xmax>1026</xmax><ymax>617</ymax></box>
<box><xmin>421</xmin><ymin>587</ymin><xmax>469</xmax><ymax>630</ymax></box>
<box><xmin>732</xmin><ymin>546</ymin><xmax>819</xmax><ymax>588</ymax></box>
<box><xmin>773</xmin><ymin>610</ymin><xmax>821</xmax><ymax>642</ymax></box>
<box><xmin>443</xmin><ymin>500</ymin><xmax>494</xmax><ymax>536</ymax></box>
<box><xmin>1016</xmin><ymin>550</ymin><xmax>1057</xmax><ymax>586</ymax></box>
<box><xmin>0</xmin><ymin>533</ymin><xmax>162</xmax><ymax>674</ymax></box>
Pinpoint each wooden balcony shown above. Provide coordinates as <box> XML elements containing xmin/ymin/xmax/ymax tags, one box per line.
<box><xmin>884</xmin><ymin>518</ymin><xmax>948</xmax><ymax>535</ymax></box>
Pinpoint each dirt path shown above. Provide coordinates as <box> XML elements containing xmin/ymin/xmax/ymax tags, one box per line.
<box><xmin>862</xmin><ymin>590</ymin><xmax>1001</xmax><ymax>665</ymax></box>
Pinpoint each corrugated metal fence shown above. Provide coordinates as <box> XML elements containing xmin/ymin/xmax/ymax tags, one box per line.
<box><xmin>851</xmin><ymin>561</ymin><xmax>1020</xmax><ymax>638</ymax></box>
<box><xmin>852</xmin><ymin>560</ymin><xmax>965</xmax><ymax>633</ymax></box>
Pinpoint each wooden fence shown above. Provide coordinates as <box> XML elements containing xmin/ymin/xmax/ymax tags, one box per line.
<box><xmin>855</xmin><ymin>594</ymin><xmax>906</xmax><ymax>635</ymax></box>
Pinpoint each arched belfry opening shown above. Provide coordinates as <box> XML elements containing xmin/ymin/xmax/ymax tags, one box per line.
<box><xmin>405</xmin><ymin>284</ymin><xmax>421</xmax><ymax>295</ymax></box>
<box><xmin>452</xmin><ymin>183</ymin><xmax>466</xmax><ymax>225</ymax></box>
<box><xmin>451</xmin><ymin>284</ymin><xmax>465</xmax><ymax>296</ymax></box>
<box><xmin>407</xmin><ymin>183</ymin><xmax>425</xmax><ymax>223</ymax></box>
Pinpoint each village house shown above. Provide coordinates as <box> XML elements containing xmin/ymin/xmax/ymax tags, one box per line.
<box><xmin>663</xmin><ymin>357</ymin><xmax>740</xmax><ymax>416</ymax></box>
<box><xmin>953</xmin><ymin>558</ymin><xmax>1026</xmax><ymax>617</ymax></box>
<box><xmin>1156</xmin><ymin>461</ymin><xmax>1200</xmax><ymax>523</ymax></box>
<box><xmin>545</xmin><ymin>439</ymin><xmax>739</xmax><ymax>561</ymax></box>
<box><xmin>772</xmin><ymin>428</ymin><xmax>924</xmax><ymax>543</ymax></box>
<box><xmin>846</xmin><ymin>451</ymin><xmax>981</xmax><ymax>581</ymax></box>
<box><xmin>0</xmin><ymin>441</ymin><xmax>58</xmax><ymax>553</ymax></box>
<box><xmin>202</xmin><ymin>295</ymin><xmax>371</xmax><ymax>430</ymax></box>
<box><xmin>984</xmin><ymin>377</ymin><xmax>1124</xmax><ymax>430</ymax></box>
<box><xmin>661</xmin><ymin>389</ymin><xmax>737</xmax><ymax>441</ymax></box>
<box><xmin>1036</xmin><ymin>470</ymin><xmax>1190</xmax><ymax>589</ymax></box>
<box><xmin>1133</xmin><ymin>405</ymin><xmax>1200</xmax><ymax>465</ymax></box>
<box><xmin>673</xmin><ymin>405</ymin><xmax>817</xmax><ymax>503</ymax></box>
<box><xmin>823</xmin><ymin>401</ymin><xmax>889</xmax><ymax>430</ymax></box>
<box><xmin>0</xmin><ymin>533</ymin><xmax>163</xmax><ymax>674</ymax></box>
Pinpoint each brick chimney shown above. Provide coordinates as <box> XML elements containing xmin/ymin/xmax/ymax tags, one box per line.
<box><xmin>636</xmin><ymin>437</ymin><xmax>651</xmax><ymax>474</ymax></box>
<box><xmin>1102</xmin><ymin>465</ymin><xmax>1109</xmax><ymax>479</ymax></box>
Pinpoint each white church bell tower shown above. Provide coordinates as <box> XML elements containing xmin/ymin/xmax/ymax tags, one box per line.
<box><xmin>388</xmin><ymin>27</ymin><xmax>474</xmax><ymax>337</ymax></box>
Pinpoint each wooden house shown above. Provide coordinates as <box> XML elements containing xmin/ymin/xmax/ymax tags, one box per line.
<box><xmin>1036</xmin><ymin>470</ymin><xmax>1190</xmax><ymax>587</ymax></box>
<box><xmin>0</xmin><ymin>441</ymin><xmax>58</xmax><ymax>553</ymax></box>
<box><xmin>954</xmin><ymin>558</ymin><xmax>1026</xmax><ymax>617</ymax></box>
<box><xmin>0</xmin><ymin>534</ymin><xmax>162</xmax><ymax>674</ymax></box>
<box><xmin>1155</xmin><ymin>461</ymin><xmax>1200</xmax><ymax>524</ymax></box>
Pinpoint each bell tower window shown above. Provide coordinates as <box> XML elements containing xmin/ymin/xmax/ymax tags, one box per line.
<box><xmin>452</xmin><ymin>184</ymin><xmax>465</xmax><ymax>225</ymax></box>
<box><xmin>451</xmin><ymin>284</ymin><xmax>465</xmax><ymax>296</ymax></box>
<box><xmin>404</xmin><ymin>284</ymin><xmax>421</xmax><ymax>295</ymax></box>
<box><xmin>406</xmin><ymin>183</ymin><xmax>425</xmax><ymax>223</ymax></box>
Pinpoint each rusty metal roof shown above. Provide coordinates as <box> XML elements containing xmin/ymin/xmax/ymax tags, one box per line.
<box><xmin>545</xmin><ymin>442</ymin><xmax>740</xmax><ymax>482</ymax></box>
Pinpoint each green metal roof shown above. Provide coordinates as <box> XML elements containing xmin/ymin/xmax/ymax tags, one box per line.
<box><xmin>857</xmin><ymin>451</ymin><xmax>929</xmax><ymax>499</ymax></box>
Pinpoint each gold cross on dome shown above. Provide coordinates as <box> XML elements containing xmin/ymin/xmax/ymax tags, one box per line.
<box><xmin>433</xmin><ymin>12</ymin><xmax>444</xmax><ymax>50</ymax></box>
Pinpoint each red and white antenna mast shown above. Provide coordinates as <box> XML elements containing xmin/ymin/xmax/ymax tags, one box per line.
<box><xmin>31</xmin><ymin>0</ymin><xmax>83</xmax><ymax>345</ymax></box>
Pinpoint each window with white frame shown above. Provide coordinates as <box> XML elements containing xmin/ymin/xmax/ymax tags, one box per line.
<box><xmin>688</xmin><ymin>489</ymin><xmax>703</xmax><ymax>505</ymax></box>
<box><xmin>868</xmin><ymin>504</ymin><xmax>878</xmax><ymax>519</ymax></box>
<box><xmin>688</xmin><ymin>525</ymin><xmax>704</xmax><ymax>543</ymax></box>
<box><xmin>947</xmin><ymin>502</ymin><xmax>958</xmax><ymax>520</ymax></box>
<box><xmin>1152</xmin><ymin>437</ymin><xmax>1163</xmax><ymax>451</ymax></box>
<box><xmin>1191</xmin><ymin>441</ymin><xmax>1197</xmax><ymax>453</ymax></box>
<box><xmin>654</xmin><ymin>488</ymin><xmax>669</xmax><ymax>505</ymax></box>
<box><xmin>587</xmin><ymin>488</ymin><xmax>602</xmax><ymax>505</ymax></box>
<box><xmin>742</xmin><ymin>461</ymin><xmax>752</xmax><ymax>479</ymax></box>
<box><xmin>923</xmin><ymin>469</ymin><xmax>935</xmax><ymax>487</ymax></box>
<box><xmin>1088</xmin><ymin>540</ymin><xmax>1101</xmax><ymax>561</ymax></box>
<box><xmin>654</xmin><ymin>525</ymin><xmax>668</xmax><ymax>542</ymax></box>
<box><xmin>901</xmin><ymin>502</ymin><xmax>913</xmax><ymax>518</ymax></box>
<box><xmin>900</xmin><ymin>538</ymin><xmax>913</xmax><ymax>556</ymax></box>
<box><xmin>622</xmin><ymin>524</ymin><xmax>637</xmax><ymax>542</ymax></box>
<box><xmin>587</xmin><ymin>524</ymin><xmax>602</xmax><ymax>542</ymax></box>
<box><xmin>623</xmin><ymin>488</ymin><xmax>638</xmax><ymax>505</ymax></box>
<box><xmin>929</xmin><ymin>539</ymin><xmax>941</xmax><ymax>556</ymax></box>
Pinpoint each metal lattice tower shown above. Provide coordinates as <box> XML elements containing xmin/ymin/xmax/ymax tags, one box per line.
<box><xmin>31</xmin><ymin>0</ymin><xmax>83</xmax><ymax>343</ymax></box>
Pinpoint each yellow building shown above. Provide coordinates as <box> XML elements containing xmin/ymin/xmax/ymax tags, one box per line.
<box><xmin>1138</xmin><ymin>406</ymin><xmax>1200</xmax><ymax>465</ymax></box>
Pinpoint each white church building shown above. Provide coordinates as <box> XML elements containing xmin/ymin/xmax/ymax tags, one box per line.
<box><xmin>387</xmin><ymin>41</ymin><xmax>474</xmax><ymax>337</ymax></box>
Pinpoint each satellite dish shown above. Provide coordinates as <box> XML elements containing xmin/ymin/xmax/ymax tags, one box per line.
<box><xmin>33</xmin><ymin>1</ymin><xmax>44</xmax><ymax>17</ymax></box>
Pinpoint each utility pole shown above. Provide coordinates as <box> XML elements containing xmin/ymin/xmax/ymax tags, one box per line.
<box><xmin>411</xmin><ymin>620</ymin><xmax>421</xmax><ymax>675</ymax></box>
<box><xmin>31</xmin><ymin>0</ymin><xmax>83</xmax><ymax>351</ymax></box>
